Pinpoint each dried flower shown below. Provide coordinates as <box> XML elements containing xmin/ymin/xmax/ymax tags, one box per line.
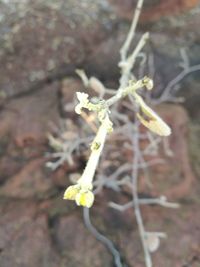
<box><xmin>134</xmin><ymin>93</ymin><xmax>171</xmax><ymax>136</ymax></box>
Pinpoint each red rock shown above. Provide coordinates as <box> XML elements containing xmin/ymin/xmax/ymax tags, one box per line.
<box><xmin>0</xmin><ymin>201</ymin><xmax>59</xmax><ymax>267</ymax></box>
<box><xmin>155</xmin><ymin>104</ymin><xmax>196</xmax><ymax>199</ymax></box>
<box><xmin>0</xmin><ymin>158</ymin><xmax>54</xmax><ymax>199</ymax></box>
<box><xmin>54</xmin><ymin>214</ymin><xmax>112</xmax><ymax>266</ymax></box>
<box><xmin>0</xmin><ymin>0</ymin><xmax>112</xmax><ymax>98</ymax></box>
<box><xmin>110</xmin><ymin>203</ymin><xmax>200</xmax><ymax>267</ymax></box>
<box><xmin>0</xmin><ymin>83</ymin><xmax>60</xmax><ymax>147</ymax></box>
<box><xmin>140</xmin><ymin>204</ymin><xmax>200</xmax><ymax>267</ymax></box>
<box><xmin>0</xmin><ymin>201</ymin><xmax>37</xmax><ymax>249</ymax></box>
<box><xmin>109</xmin><ymin>0</ymin><xmax>199</xmax><ymax>22</ymax></box>
<box><xmin>51</xmin><ymin>162</ymin><xmax>80</xmax><ymax>188</ymax></box>
<box><xmin>141</xmin><ymin>0</ymin><xmax>199</xmax><ymax>22</ymax></box>
<box><xmin>0</xmin><ymin>155</ymin><xmax>22</xmax><ymax>184</ymax></box>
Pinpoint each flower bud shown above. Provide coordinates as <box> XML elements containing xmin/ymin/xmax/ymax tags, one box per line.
<box><xmin>63</xmin><ymin>185</ymin><xmax>80</xmax><ymax>200</ymax></box>
<box><xmin>75</xmin><ymin>190</ymin><xmax>94</xmax><ymax>208</ymax></box>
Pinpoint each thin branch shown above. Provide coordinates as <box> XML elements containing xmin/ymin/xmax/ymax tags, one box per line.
<box><xmin>146</xmin><ymin>232</ymin><xmax>167</xmax><ymax>239</ymax></box>
<box><xmin>131</xmin><ymin>120</ymin><xmax>153</xmax><ymax>267</ymax></box>
<box><xmin>108</xmin><ymin>197</ymin><xmax>180</xmax><ymax>212</ymax></box>
<box><xmin>83</xmin><ymin>207</ymin><xmax>125</xmax><ymax>267</ymax></box>
<box><xmin>179</xmin><ymin>48</ymin><xmax>190</xmax><ymax>69</ymax></box>
<box><xmin>157</xmin><ymin>64</ymin><xmax>200</xmax><ymax>103</ymax></box>
<box><xmin>119</xmin><ymin>32</ymin><xmax>149</xmax><ymax>88</ymax></box>
<box><xmin>109</xmin><ymin>197</ymin><xmax>179</xmax><ymax>211</ymax></box>
<box><xmin>139</xmin><ymin>197</ymin><xmax>180</xmax><ymax>208</ymax></box>
<box><xmin>127</xmin><ymin>32</ymin><xmax>149</xmax><ymax>70</ymax></box>
<box><xmin>108</xmin><ymin>201</ymin><xmax>133</xmax><ymax>211</ymax></box>
<box><xmin>120</xmin><ymin>0</ymin><xmax>145</xmax><ymax>61</ymax></box>
<box><xmin>47</xmin><ymin>136</ymin><xmax>93</xmax><ymax>170</ymax></box>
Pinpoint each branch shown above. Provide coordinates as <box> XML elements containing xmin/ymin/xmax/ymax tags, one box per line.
<box><xmin>83</xmin><ymin>207</ymin><xmax>125</xmax><ymax>267</ymax></box>
<box><xmin>131</xmin><ymin>120</ymin><xmax>152</xmax><ymax>267</ymax></box>
<box><xmin>116</xmin><ymin>94</ymin><xmax>170</xmax><ymax>265</ymax></box>
<box><xmin>108</xmin><ymin>197</ymin><xmax>179</xmax><ymax>211</ymax></box>
<box><xmin>120</xmin><ymin>0</ymin><xmax>145</xmax><ymax>61</ymax></box>
<box><xmin>157</xmin><ymin>64</ymin><xmax>200</xmax><ymax>103</ymax></box>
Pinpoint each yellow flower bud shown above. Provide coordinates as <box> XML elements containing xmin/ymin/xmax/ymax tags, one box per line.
<box><xmin>63</xmin><ymin>182</ymin><xmax>94</xmax><ymax>208</ymax></box>
<box><xmin>75</xmin><ymin>190</ymin><xmax>94</xmax><ymax>208</ymax></box>
<box><xmin>63</xmin><ymin>185</ymin><xmax>80</xmax><ymax>200</ymax></box>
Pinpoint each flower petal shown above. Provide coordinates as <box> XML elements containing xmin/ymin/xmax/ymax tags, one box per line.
<box><xmin>63</xmin><ymin>185</ymin><xmax>80</xmax><ymax>200</ymax></box>
<box><xmin>137</xmin><ymin>113</ymin><xmax>171</xmax><ymax>136</ymax></box>
<box><xmin>75</xmin><ymin>190</ymin><xmax>94</xmax><ymax>208</ymax></box>
<box><xmin>75</xmin><ymin>92</ymin><xmax>89</xmax><ymax>114</ymax></box>
<box><xmin>76</xmin><ymin>92</ymin><xmax>89</xmax><ymax>102</ymax></box>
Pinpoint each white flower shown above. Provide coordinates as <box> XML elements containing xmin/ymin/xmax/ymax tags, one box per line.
<box><xmin>75</xmin><ymin>92</ymin><xmax>89</xmax><ymax>114</ymax></box>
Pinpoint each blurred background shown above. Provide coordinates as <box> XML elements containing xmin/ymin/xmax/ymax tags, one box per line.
<box><xmin>0</xmin><ymin>0</ymin><xmax>200</xmax><ymax>266</ymax></box>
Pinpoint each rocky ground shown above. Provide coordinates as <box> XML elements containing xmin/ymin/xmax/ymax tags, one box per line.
<box><xmin>0</xmin><ymin>1</ymin><xmax>200</xmax><ymax>267</ymax></box>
